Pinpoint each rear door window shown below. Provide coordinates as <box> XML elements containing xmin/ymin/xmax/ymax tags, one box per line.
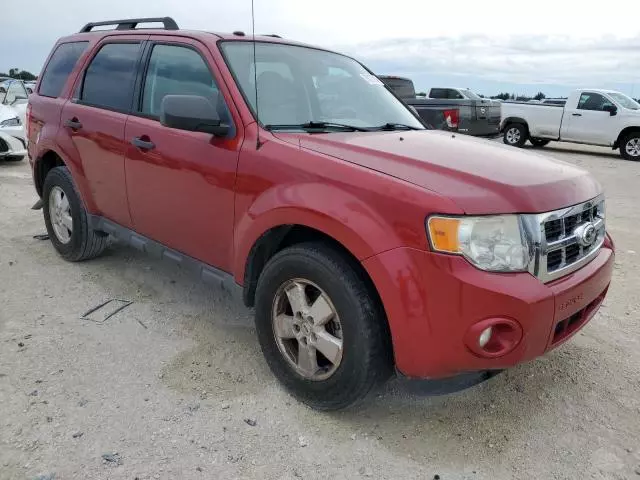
<box><xmin>38</xmin><ymin>41</ymin><xmax>89</xmax><ymax>98</ymax></box>
<box><xmin>81</xmin><ymin>42</ymin><xmax>142</xmax><ymax>112</ymax></box>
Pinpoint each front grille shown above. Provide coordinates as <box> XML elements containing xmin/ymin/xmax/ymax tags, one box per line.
<box><xmin>531</xmin><ymin>195</ymin><xmax>606</xmax><ymax>282</ymax></box>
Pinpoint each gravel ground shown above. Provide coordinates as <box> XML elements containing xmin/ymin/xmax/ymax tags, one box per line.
<box><xmin>1</xmin><ymin>142</ymin><xmax>639</xmax><ymax>480</ymax></box>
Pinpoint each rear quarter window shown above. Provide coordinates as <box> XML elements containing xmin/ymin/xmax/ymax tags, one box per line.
<box><xmin>39</xmin><ymin>42</ymin><xmax>89</xmax><ymax>98</ymax></box>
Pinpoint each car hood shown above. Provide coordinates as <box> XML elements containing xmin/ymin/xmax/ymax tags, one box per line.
<box><xmin>283</xmin><ymin>130</ymin><xmax>601</xmax><ymax>214</ymax></box>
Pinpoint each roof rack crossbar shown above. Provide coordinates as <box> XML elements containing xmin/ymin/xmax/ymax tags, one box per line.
<box><xmin>79</xmin><ymin>17</ymin><xmax>179</xmax><ymax>33</ymax></box>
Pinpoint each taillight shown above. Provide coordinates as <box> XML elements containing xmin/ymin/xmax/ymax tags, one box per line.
<box><xmin>26</xmin><ymin>102</ymin><xmax>32</xmax><ymax>141</ymax></box>
<box><xmin>443</xmin><ymin>108</ymin><xmax>459</xmax><ymax>129</ymax></box>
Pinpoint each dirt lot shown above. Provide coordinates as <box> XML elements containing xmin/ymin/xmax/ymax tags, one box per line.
<box><xmin>1</xmin><ymin>142</ymin><xmax>639</xmax><ymax>480</ymax></box>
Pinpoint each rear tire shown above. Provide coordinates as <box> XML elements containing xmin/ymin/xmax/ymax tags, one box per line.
<box><xmin>530</xmin><ymin>138</ymin><xmax>550</xmax><ymax>148</ymax></box>
<box><xmin>42</xmin><ymin>166</ymin><xmax>108</xmax><ymax>262</ymax></box>
<box><xmin>620</xmin><ymin>132</ymin><xmax>640</xmax><ymax>161</ymax></box>
<box><xmin>254</xmin><ymin>242</ymin><xmax>393</xmax><ymax>411</ymax></box>
<box><xmin>503</xmin><ymin>123</ymin><xmax>528</xmax><ymax>147</ymax></box>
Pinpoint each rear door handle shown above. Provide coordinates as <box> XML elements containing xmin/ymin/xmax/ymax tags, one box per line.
<box><xmin>64</xmin><ymin>118</ymin><xmax>82</xmax><ymax>129</ymax></box>
<box><xmin>131</xmin><ymin>137</ymin><xmax>155</xmax><ymax>151</ymax></box>
<box><xmin>572</xmin><ymin>113</ymin><xmax>582</xmax><ymax>117</ymax></box>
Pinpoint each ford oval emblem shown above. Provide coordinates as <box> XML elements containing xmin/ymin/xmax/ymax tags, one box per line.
<box><xmin>574</xmin><ymin>222</ymin><xmax>597</xmax><ymax>247</ymax></box>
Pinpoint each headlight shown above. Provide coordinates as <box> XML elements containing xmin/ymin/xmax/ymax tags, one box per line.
<box><xmin>0</xmin><ymin>117</ymin><xmax>20</xmax><ymax>127</ymax></box>
<box><xmin>427</xmin><ymin>215</ymin><xmax>532</xmax><ymax>272</ymax></box>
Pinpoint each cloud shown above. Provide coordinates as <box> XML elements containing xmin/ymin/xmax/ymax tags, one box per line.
<box><xmin>343</xmin><ymin>34</ymin><xmax>640</xmax><ymax>87</ymax></box>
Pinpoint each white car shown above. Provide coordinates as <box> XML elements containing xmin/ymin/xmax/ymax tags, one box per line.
<box><xmin>0</xmin><ymin>78</ymin><xmax>28</xmax><ymax>161</ymax></box>
<box><xmin>501</xmin><ymin>88</ymin><xmax>640</xmax><ymax>160</ymax></box>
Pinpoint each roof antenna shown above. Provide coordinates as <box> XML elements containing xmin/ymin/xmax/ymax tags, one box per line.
<box><xmin>252</xmin><ymin>0</ymin><xmax>262</xmax><ymax>150</ymax></box>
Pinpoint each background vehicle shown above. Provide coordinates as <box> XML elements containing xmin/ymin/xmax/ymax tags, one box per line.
<box><xmin>501</xmin><ymin>88</ymin><xmax>640</xmax><ymax>159</ymax></box>
<box><xmin>28</xmin><ymin>17</ymin><xmax>613</xmax><ymax>410</ymax></box>
<box><xmin>427</xmin><ymin>87</ymin><xmax>482</xmax><ymax>100</ymax></box>
<box><xmin>542</xmin><ymin>98</ymin><xmax>566</xmax><ymax>106</ymax></box>
<box><xmin>0</xmin><ymin>78</ymin><xmax>28</xmax><ymax>161</ymax></box>
<box><xmin>24</xmin><ymin>81</ymin><xmax>37</xmax><ymax>94</ymax></box>
<box><xmin>379</xmin><ymin>75</ymin><xmax>501</xmax><ymax>136</ymax></box>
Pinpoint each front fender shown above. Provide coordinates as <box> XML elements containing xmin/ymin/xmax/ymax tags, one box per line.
<box><xmin>233</xmin><ymin>182</ymin><xmax>403</xmax><ymax>283</ymax></box>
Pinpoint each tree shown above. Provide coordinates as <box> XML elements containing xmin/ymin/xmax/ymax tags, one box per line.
<box><xmin>1</xmin><ymin>69</ymin><xmax>37</xmax><ymax>81</ymax></box>
<box><xmin>533</xmin><ymin>91</ymin><xmax>546</xmax><ymax>101</ymax></box>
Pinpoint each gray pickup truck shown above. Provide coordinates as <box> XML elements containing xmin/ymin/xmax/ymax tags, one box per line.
<box><xmin>379</xmin><ymin>76</ymin><xmax>501</xmax><ymax>136</ymax></box>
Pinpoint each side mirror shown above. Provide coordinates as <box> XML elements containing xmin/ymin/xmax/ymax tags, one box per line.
<box><xmin>603</xmin><ymin>104</ymin><xmax>617</xmax><ymax>116</ymax></box>
<box><xmin>160</xmin><ymin>94</ymin><xmax>229</xmax><ymax>137</ymax></box>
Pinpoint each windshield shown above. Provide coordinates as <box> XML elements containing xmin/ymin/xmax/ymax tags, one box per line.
<box><xmin>461</xmin><ymin>89</ymin><xmax>482</xmax><ymax>100</ymax></box>
<box><xmin>220</xmin><ymin>42</ymin><xmax>425</xmax><ymax>131</ymax></box>
<box><xmin>608</xmin><ymin>92</ymin><xmax>640</xmax><ymax>110</ymax></box>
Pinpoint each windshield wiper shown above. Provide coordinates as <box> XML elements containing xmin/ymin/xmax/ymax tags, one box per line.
<box><xmin>371</xmin><ymin>123</ymin><xmax>420</xmax><ymax>131</ymax></box>
<box><xmin>264</xmin><ymin>121</ymin><xmax>370</xmax><ymax>132</ymax></box>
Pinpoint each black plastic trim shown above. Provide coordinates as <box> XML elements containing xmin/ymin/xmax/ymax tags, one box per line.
<box><xmin>89</xmin><ymin>215</ymin><xmax>242</xmax><ymax>297</ymax></box>
<box><xmin>79</xmin><ymin>17</ymin><xmax>179</xmax><ymax>33</ymax></box>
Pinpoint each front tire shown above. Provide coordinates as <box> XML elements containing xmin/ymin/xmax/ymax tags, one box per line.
<box><xmin>42</xmin><ymin>166</ymin><xmax>108</xmax><ymax>261</ymax></box>
<box><xmin>503</xmin><ymin>123</ymin><xmax>528</xmax><ymax>147</ymax></box>
<box><xmin>620</xmin><ymin>132</ymin><xmax>640</xmax><ymax>161</ymax></box>
<box><xmin>254</xmin><ymin>243</ymin><xmax>393</xmax><ymax>410</ymax></box>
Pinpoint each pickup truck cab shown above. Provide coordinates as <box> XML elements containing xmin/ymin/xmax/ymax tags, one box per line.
<box><xmin>501</xmin><ymin>88</ymin><xmax>640</xmax><ymax>160</ymax></box>
<box><xmin>28</xmin><ymin>18</ymin><xmax>614</xmax><ymax>410</ymax></box>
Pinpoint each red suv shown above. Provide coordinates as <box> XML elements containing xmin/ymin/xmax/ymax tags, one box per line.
<box><xmin>28</xmin><ymin>17</ymin><xmax>615</xmax><ymax>410</ymax></box>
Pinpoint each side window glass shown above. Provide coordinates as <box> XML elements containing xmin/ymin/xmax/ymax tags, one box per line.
<box><xmin>39</xmin><ymin>42</ymin><xmax>89</xmax><ymax>98</ymax></box>
<box><xmin>141</xmin><ymin>44</ymin><xmax>224</xmax><ymax>119</ymax></box>
<box><xmin>578</xmin><ymin>92</ymin><xmax>612</xmax><ymax>112</ymax></box>
<box><xmin>82</xmin><ymin>43</ymin><xmax>141</xmax><ymax>111</ymax></box>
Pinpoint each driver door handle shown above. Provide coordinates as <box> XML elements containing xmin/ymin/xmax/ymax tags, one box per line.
<box><xmin>64</xmin><ymin>118</ymin><xmax>83</xmax><ymax>130</ymax></box>
<box><xmin>572</xmin><ymin>113</ymin><xmax>582</xmax><ymax>117</ymax></box>
<box><xmin>131</xmin><ymin>137</ymin><xmax>155</xmax><ymax>151</ymax></box>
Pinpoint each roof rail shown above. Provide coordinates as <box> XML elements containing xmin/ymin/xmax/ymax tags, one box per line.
<box><xmin>262</xmin><ymin>34</ymin><xmax>282</xmax><ymax>38</ymax></box>
<box><xmin>79</xmin><ymin>17</ymin><xmax>179</xmax><ymax>33</ymax></box>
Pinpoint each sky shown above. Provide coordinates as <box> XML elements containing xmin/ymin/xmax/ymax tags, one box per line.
<box><xmin>3</xmin><ymin>0</ymin><xmax>640</xmax><ymax>97</ymax></box>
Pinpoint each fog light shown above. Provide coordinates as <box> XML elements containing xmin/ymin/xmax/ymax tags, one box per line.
<box><xmin>478</xmin><ymin>327</ymin><xmax>493</xmax><ymax>348</ymax></box>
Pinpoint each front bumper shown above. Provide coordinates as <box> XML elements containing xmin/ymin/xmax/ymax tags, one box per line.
<box><xmin>362</xmin><ymin>240</ymin><xmax>614</xmax><ymax>378</ymax></box>
<box><xmin>0</xmin><ymin>129</ymin><xmax>27</xmax><ymax>158</ymax></box>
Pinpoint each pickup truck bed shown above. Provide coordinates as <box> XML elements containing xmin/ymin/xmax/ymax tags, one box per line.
<box><xmin>379</xmin><ymin>76</ymin><xmax>501</xmax><ymax>136</ymax></box>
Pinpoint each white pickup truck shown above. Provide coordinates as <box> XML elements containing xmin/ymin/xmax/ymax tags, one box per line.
<box><xmin>500</xmin><ymin>88</ymin><xmax>640</xmax><ymax>160</ymax></box>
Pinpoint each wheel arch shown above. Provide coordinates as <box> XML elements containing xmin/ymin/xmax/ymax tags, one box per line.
<box><xmin>32</xmin><ymin>145</ymin><xmax>97</xmax><ymax>212</ymax></box>
<box><xmin>241</xmin><ymin>223</ymin><xmax>383</xmax><ymax>309</ymax></box>
<box><xmin>501</xmin><ymin>117</ymin><xmax>528</xmax><ymax>132</ymax></box>
<box><xmin>34</xmin><ymin>149</ymin><xmax>66</xmax><ymax>197</ymax></box>
<box><xmin>614</xmin><ymin>126</ymin><xmax>640</xmax><ymax>150</ymax></box>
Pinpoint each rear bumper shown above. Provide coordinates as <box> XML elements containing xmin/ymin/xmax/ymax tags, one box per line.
<box><xmin>363</xmin><ymin>241</ymin><xmax>614</xmax><ymax>378</ymax></box>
